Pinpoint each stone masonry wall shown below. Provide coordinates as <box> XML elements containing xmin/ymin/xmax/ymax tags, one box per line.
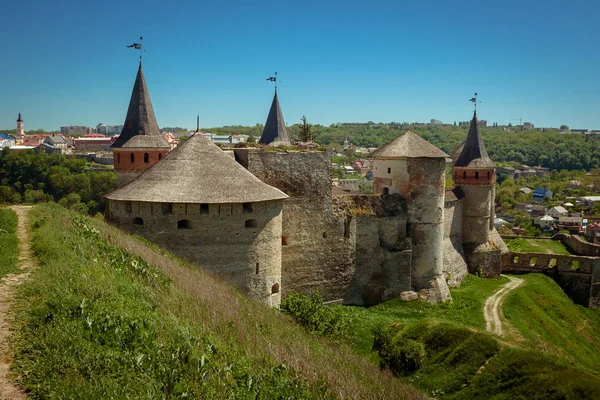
<box><xmin>335</xmin><ymin>194</ymin><xmax>411</xmax><ymax>306</ymax></box>
<box><xmin>501</xmin><ymin>251</ymin><xmax>599</xmax><ymax>306</ymax></box>
<box><xmin>443</xmin><ymin>199</ymin><xmax>468</xmax><ymax>287</ymax></box>
<box><xmin>235</xmin><ymin>149</ymin><xmax>356</xmax><ymax>302</ymax></box>
<box><xmin>107</xmin><ymin>199</ymin><xmax>283</xmax><ymax>307</ymax></box>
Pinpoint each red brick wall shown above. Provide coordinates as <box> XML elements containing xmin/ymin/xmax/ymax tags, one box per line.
<box><xmin>113</xmin><ymin>150</ymin><xmax>168</xmax><ymax>171</ymax></box>
<box><xmin>453</xmin><ymin>167</ymin><xmax>495</xmax><ymax>185</ymax></box>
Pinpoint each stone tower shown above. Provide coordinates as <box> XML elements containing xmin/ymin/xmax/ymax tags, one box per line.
<box><xmin>16</xmin><ymin>113</ymin><xmax>24</xmax><ymax>136</ymax></box>
<box><xmin>453</xmin><ymin>111</ymin><xmax>496</xmax><ymax>271</ymax></box>
<box><xmin>259</xmin><ymin>91</ymin><xmax>290</xmax><ymax>145</ymax></box>
<box><xmin>111</xmin><ymin>64</ymin><xmax>170</xmax><ymax>187</ymax></box>
<box><xmin>372</xmin><ymin>131</ymin><xmax>451</xmax><ymax>302</ymax></box>
<box><xmin>105</xmin><ymin>134</ymin><xmax>288</xmax><ymax>307</ymax></box>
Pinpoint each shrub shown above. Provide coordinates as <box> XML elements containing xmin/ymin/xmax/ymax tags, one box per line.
<box><xmin>373</xmin><ymin>324</ymin><xmax>426</xmax><ymax>376</ymax></box>
<box><xmin>280</xmin><ymin>292</ymin><xmax>352</xmax><ymax>337</ymax></box>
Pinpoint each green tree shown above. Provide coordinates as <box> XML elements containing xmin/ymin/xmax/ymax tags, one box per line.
<box><xmin>299</xmin><ymin>115</ymin><xmax>315</xmax><ymax>143</ymax></box>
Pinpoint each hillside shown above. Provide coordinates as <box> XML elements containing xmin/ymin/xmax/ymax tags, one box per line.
<box><xmin>9</xmin><ymin>204</ymin><xmax>422</xmax><ymax>399</ymax></box>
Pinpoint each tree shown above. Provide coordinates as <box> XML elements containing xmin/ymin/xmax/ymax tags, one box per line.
<box><xmin>299</xmin><ymin>115</ymin><xmax>315</xmax><ymax>143</ymax></box>
<box><xmin>247</xmin><ymin>134</ymin><xmax>256</xmax><ymax>144</ymax></box>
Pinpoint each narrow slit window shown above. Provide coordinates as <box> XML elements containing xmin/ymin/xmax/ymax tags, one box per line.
<box><xmin>117</xmin><ymin>153</ymin><xmax>120</xmax><ymax>164</ymax></box>
<box><xmin>159</xmin><ymin>153</ymin><xmax>162</xmax><ymax>160</ymax></box>
<box><xmin>255</xmin><ymin>263</ymin><xmax>259</xmax><ymax>274</ymax></box>
<box><xmin>144</xmin><ymin>152</ymin><xmax>149</xmax><ymax>163</ymax></box>
<box><xmin>387</xmin><ymin>167</ymin><xmax>391</xmax><ymax>174</ymax></box>
<box><xmin>463</xmin><ymin>171</ymin><xmax>467</xmax><ymax>179</ymax></box>
<box><xmin>475</xmin><ymin>171</ymin><xmax>479</xmax><ymax>179</ymax></box>
<box><xmin>130</xmin><ymin>153</ymin><xmax>134</xmax><ymax>163</ymax></box>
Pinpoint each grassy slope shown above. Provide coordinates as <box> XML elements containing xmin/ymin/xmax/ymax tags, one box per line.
<box><xmin>506</xmin><ymin>237</ymin><xmax>572</xmax><ymax>255</ymax></box>
<box><xmin>0</xmin><ymin>208</ymin><xmax>19</xmax><ymax>278</ymax></box>
<box><xmin>340</xmin><ymin>275</ymin><xmax>508</xmax><ymax>355</ymax></box>
<box><xmin>10</xmin><ymin>204</ymin><xmax>422</xmax><ymax>399</ymax></box>
<box><xmin>503</xmin><ymin>273</ymin><xmax>600</xmax><ymax>375</ymax></box>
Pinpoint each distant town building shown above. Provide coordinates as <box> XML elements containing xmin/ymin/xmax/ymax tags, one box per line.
<box><xmin>16</xmin><ymin>113</ymin><xmax>24</xmax><ymax>137</ymax></box>
<box><xmin>97</xmin><ymin>124</ymin><xmax>124</xmax><ymax>136</ymax></box>
<box><xmin>42</xmin><ymin>135</ymin><xmax>68</xmax><ymax>154</ymax></box>
<box><xmin>523</xmin><ymin>122</ymin><xmax>534</xmax><ymax>130</ymax></box>
<box><xmin>430</xmin><ymin>119</ymin><xmax>443</xmax><ymax>125</ymax></box>
<box><xmin>61</xmin><ymin>125</ymin><xmax>93</xmax><ymax>136</ymax></box>
<box><xmin>0</xmin><ymin>134</ymin><xmax>15</xmax><ymax>148</ymax></box>
<box><xmin>533</xmin><ymin>188</ymin><xmax>553</xmax><ymax>202</ymax></box>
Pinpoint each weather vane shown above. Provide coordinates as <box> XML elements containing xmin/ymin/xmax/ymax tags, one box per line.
<box><xmin>266</xmin><ymin>72</ymin><xmax>278</xmax><ymax>92</ymax></box>
<box><xmin>469</xmin><ymin>92</ymin><xmax>481</xmax><ymax>112</ymax></box>
<box><xmin>127</xmin><ymin>36</ymin><xmax>145</xmax><ymax>63</ymax></box>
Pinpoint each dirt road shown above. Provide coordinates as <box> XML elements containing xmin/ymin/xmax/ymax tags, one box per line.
<box><xmin>484</xmin><ymin>275</ymin><xmax>523</xmax><ymax>336</ymax></box>
<box><xmin>0</xmin><ymin>206</ymin><xmax>34</xmax><ymax>400</ymax></box>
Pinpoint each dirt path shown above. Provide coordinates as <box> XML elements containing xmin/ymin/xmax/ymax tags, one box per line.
<box><xmin>0</xmin><ymin>206</ymin><xmax>34</xmax><ymax>400</ymax></box>
<box><xmin>484</xmin><ymin>275</ymin><xmax>523</xmax><ymax>336</ymax></box>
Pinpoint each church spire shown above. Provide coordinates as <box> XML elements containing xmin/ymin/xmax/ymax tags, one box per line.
<box><xmin>112</xmin><ymin>64</ymin><xmax>168</xmax><ymax>149</ymax></box>
<box><xmin>454</xmin><ymin>111</ymin><xmax>494</xmax><ymax>168</ymax></box>
<box><xmin>259</xmin><ymin>91</ymin><xmax>290</xmax><ymax>145</ymax></box>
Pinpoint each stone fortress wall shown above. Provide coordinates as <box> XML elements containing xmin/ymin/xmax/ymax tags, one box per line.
<box><xmin>106</xmin><ymin>198</ymin><xmax>283</xmax><ymax>307</ymax></box>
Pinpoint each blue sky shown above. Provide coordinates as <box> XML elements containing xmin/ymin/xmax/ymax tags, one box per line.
<box><xmin>1</xmin><ymin>0</ymin><xmax>598</xmax><ymax>131</ymax></box>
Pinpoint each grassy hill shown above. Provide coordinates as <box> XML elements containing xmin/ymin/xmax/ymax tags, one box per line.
<box><xmin>0</xmin><ymin>208</ymin><xmax>19</xmax><ymax>279</ymax></box>
<box><xmin>9</xmin><ymin>204</ymin><xmax>422</xmax><ymax>399</ymax></box>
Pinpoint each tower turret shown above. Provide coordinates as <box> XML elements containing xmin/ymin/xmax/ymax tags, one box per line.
<box><xmin>259</xmin><ymin>91</ymin><xmax>290</xmax><ymax>145</ymax></box>
<box><xmin>111</xmin><ymin>64</ymin><xmax>170</xmax><ymax>187</ymax></box>
<box><xmin>453</xmin><ymin>111</ymin><xmax>496</xmax><ymax>271</ymax></box>
<box><xmin>372</xmin><ymin>131</ymin><xmax>452</xmax><ymax>302</ymax></box>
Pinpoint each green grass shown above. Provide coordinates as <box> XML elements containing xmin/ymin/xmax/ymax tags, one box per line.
<box><xmin>339</xmin><ymin>275</ymin><xmax>508</xmax><ymax>355</ymax></box>
<box><xmin>506</xmin><ymin>237</ymin><xmax>572</xmax><ymax>255</ymax></box>
<box><xmin>11</xmin><ymin>204</ymin><xmax>422</xmax><ymax>399</ymax></box>
<box><xmin>503</xmin><ymin>273</ymin><xmax>600</xmax><ymax>375</ymax></box>
<box><xmin>0</xmin><ymin>208</ymin><xmax>19</xmax><ymax>278</ymax></box>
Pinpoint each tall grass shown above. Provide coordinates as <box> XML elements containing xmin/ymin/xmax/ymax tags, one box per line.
<box><xmin>0</xmin><ymin>208</ymin><xmax>19</xmax><ymax>278</ymax></box>
<box><xmin>11</xmin><ymin>204</ymin><xmax>422</xmax><ymax>399</ymax></box>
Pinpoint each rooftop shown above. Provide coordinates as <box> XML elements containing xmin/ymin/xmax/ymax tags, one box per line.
<box><xmin>372</xmin><ymin>131</ymin><xmax>449</xmax><ymax>159</ymax></box>
<box><xmin>454</xmin><ymin>111</ymin><xmax>495</xmax><ymax>168</ymax></box>
<box><xmin>106</xmin><ymin>134</ymin><xmax>289</xmax><ymax>204</ymax></box>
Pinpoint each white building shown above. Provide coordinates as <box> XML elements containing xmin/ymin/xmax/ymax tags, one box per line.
<box><xmin>535</xmin><ymin>215</ymin><xmax>555</xmax><ymax>229</ymax></box>
<box><xmin>547</xmin><ymin>206</ymin><xmax>568</xmax><ymax>219</ymax></box>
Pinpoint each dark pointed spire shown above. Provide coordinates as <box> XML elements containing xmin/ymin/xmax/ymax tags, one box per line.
<box><xmin>259</xmin><ymin>91</ymin><xmax>290</xmax><ymax>145</ymax></box>
<box><xmin>454</xmin><ymin>111</ymin><xmax>494</xmax><ymax>168</ymax></box>
<box><xmin>112</xmin><ymin>64</ymin><xmax>169</xmax><ymax>149</ymax></box>
<box><xmin>17</xmin><ymin>113</ymin><xmax>22</xmax><ymax>122</ymax></box>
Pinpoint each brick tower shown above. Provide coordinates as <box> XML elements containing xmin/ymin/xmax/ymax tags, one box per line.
<box><xmin>16</xmin><ymin>113</ymin><xmax>24</xmax><ymax>136</ymax></box>
<box><xmin>111</xmin><ymin>64</ymin><xmax>170</xmax><ymax>187</ymax></box>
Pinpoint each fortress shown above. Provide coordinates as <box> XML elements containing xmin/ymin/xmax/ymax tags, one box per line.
<box><xmin>105</xmin><ymin>65</ymin><xmax>508</xmax><ymax>307</ymax></box>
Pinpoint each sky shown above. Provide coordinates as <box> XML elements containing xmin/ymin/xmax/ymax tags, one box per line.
<box><xmin>0</xmin><ymin>0</ymin><xmax>599</xmax><ymax>131</ymax></box>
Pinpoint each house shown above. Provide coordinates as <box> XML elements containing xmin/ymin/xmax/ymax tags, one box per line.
<box><xmin>496</xmin><ymin>167</ymin><xmax>516</xmax><ymax>179</ymax></box>
<box><xmin>533</xmin><ymin>188</ymin><xmax>552</xmax><ymax>202</ymax></box>
<box><xmin>42</xmin><ymin>135</ymin><xmax>68</xmax><ymax>154</ymax></box>
<box><xmin>0</xmin><ymin>134</ymin><xmax>15</xmax><ymax>148</ymax></box>
<box><xmin>558</xmin><ymin>216</ymin><xmax>583</xmax><ymax>233</ymax></box>
<box><xmin>535</xmin><ymin>215</ymin><xmax>555</xmax><ymax>229</ymax></box>
<box><xmin>547</xmin><ymin>206</ymin><xmax>569</xmax><ymax>219</ymax></box>
<box><xmin>585</xmin><ymin>222</ymin><xmax>600</xmax><ymax>242</ymax></box>
<box><xmin>519</xmin><ymin>187</ymin><xmax>532</xmax><ymax>195</ymax></box>
<box><xmin>526</xmin><ymin>204</ymin><xmax>546</xmax><ymax>217</ymax></box>
<box><xmin>514</xmin><ymin>203</ymin><xmax>528</xmax><ymax>212</ymax></box>
<box><xmin>568</xmin><ymin>180</ymin><xmax>583</xmax><ymax>189</ymax></box>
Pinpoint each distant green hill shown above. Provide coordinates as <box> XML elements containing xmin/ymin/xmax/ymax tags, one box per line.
<box><xmin>10</xmin><ymin>204</ymin><xmax>422</xmax><ymax>399</ymax></box>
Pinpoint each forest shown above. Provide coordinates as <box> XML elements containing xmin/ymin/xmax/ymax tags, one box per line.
<box><xmin>0</xmin><ymin>150</ymin><xmax>115</xmax><ymax>214</ymax></box>
<box><xmin>210</xmin><ymin>123</ymin><xmax>600</xmax><ymax>171</ymax></box>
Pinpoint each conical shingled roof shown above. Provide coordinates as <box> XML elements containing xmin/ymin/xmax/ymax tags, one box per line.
<box><xmin>105</xmin><ymin>134</ymin><xmax>288</xmax><ymax>203</ymax></box>
<box><xmin>259</xmin><ymin>91</ymin><xmax>290</xmax><ymax>145</ymax></box>
<box><xmin>454</xmin><ymin>112</ymin><xmax>494</xmax><ymax>168</ymax></box>
<box><xmin>112</xmin><ymin>65</ymin><xmax>170</xmax><ymax>149</ymax></box>
<box><xmin>371</xmin><ymin>131</ymin><xmax>449</xmax><ymax>159</ymax></box>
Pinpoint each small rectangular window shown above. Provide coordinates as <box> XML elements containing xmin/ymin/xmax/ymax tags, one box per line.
<box><xmin>243</xmin><ymin>203</ymin><xmax>253</xmax><ymax>214</ymax></box>
<box><xmin>383</xmin><ymin>187</ymin><xmax>389</xmax><ymax>195</ymax></box>
<box><xmin>282</xmin><ymin>236</ymin><xmax>289</xmax><ymax>245</ymax></box>
<box><xmin>200</xmin><ymin>204</ymin><xmax>209</xmax><ymax>215</ymax></box>
<box><xmin>387</xmin><ymin>167</ymin><xmax>391</xmax><ymax>173</ymax></box>
<box><xmin>162</xmin><ymin>203</ymin><xmax>173</xmax><ymax>215</ymax></box>
<box><xmin>124</xmin><ymin>201</ymin><xmax>132</xmax><ymax>213</ymax></box>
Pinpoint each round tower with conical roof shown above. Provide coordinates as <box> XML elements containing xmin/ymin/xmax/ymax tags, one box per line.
<box><xmin>259</xmin><ymin>91</ymin><xmax>290</xmax><ymax>146</ymax></box>
<box><xmin>111</xmin><ymin>65</ymin><xmax>171</xmax><ymax>187</ymax></box>
<box><xmin>453</xmin><ymin>112</ymin><xmax>496</xmax><ymax>265</ymax></box>
<box><xmin>372</xmin><ymin>131</ymin><xmax>451</xmax><ymax>302</ymax></box>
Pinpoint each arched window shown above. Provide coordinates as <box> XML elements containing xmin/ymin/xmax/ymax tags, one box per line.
<box><xmin>245</xmin><ymin>219</ymin><xmax>257</xmax><ymax>228</ymax></box>
<box><xmin>144</xmin><ymin>153</ymin><xmax>149</xmax><ymax>163</ymax></box>
<box><xmin>177</xmin><ymin>220</ymin><xmax>192</xmax><ymax>229</ymax></box>
<box><xmin>130</xmin><ymin>153</ymin><xmax>135</xmax><ymax>163</ymax></box>
<box><xmin>133</xmin><ymin>217</ymin><xmax>144</xmax><ymax>225</ymax></box>
<box><xmin>271</xmin><ymin>283</ymin><xmax>280</xmax><ymax>294</ymax></box>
